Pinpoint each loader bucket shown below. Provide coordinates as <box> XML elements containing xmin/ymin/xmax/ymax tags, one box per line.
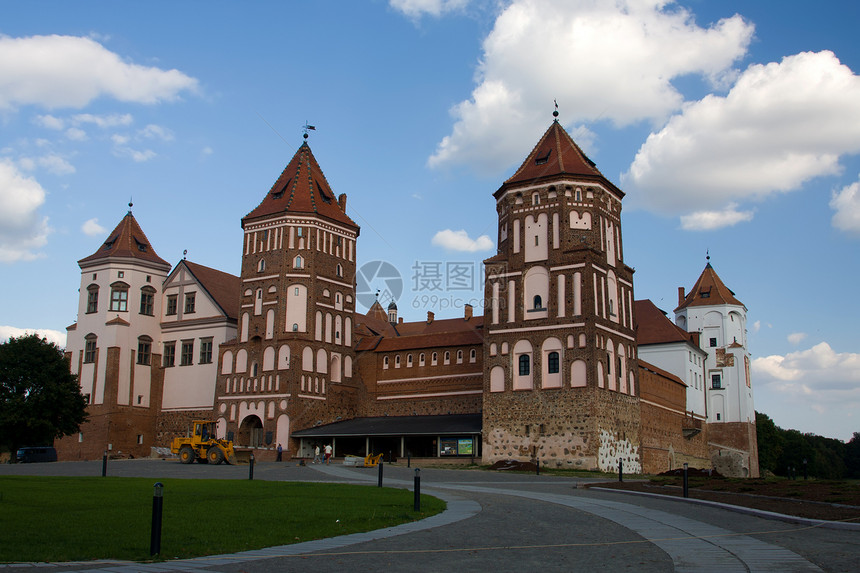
<box><xmin>224</xmin><ymin>447</ymin><xmax>238</xmax><ymax>465</ymax></box>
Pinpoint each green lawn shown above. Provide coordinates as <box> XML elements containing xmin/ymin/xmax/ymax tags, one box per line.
<box><xmin>0</xmin><ymin>476</ymin><xmax>445</xmax><ymax>563</ymax></box>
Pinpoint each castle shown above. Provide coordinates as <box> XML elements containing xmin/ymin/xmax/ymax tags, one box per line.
<box><xmin>58</xmin><ymin>116</ymin><xmax>759</xmax><ymax>477</ymax></box>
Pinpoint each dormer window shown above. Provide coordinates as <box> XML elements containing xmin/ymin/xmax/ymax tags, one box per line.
<box><xmin>134</xmin><ymin>238</ymin><xmax>148</xmax><ymax>252</ymax></box>
<box><xmin>317</xmin><ymin>182</ymin><xmax>332</xmax><ymax>203</ymax></box>
<box><xmin>535</xmin><ymin>149</ymin><xmax>551</xmax><ymax>165</ymax></box>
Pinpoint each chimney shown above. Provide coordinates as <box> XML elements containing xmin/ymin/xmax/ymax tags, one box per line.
<box><xmin>398</xmin><ymin>317</ymin><xmax>403</xmax><ymax>324</ymax></box>
<box><xmin>464</xmin><ymin>304</ymin><xmax>473</xmax><ymax>320</ymax></box>
<box><xmin>427</xmin><ymin>311</ymin><xmax>434</xmax><ymax>324</ymax></box>
<box><xmin>678</xmin><ymin>287</ymin><xmax>685</xmax><ymax>306</ymax></box>
<box><xmin>338</xmin><ymin>193</ymin><xmax>347</xmax><ymax>212</ymax></box>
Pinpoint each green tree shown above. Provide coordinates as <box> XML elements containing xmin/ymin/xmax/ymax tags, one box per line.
<box><xmin>0</xmin><ymin>334</ymin><xmax>87</xmax><ymax>460</ymax></box>
<box><xmin>755</xmin><ymin>411</ymin><xmax>784</xmax><ymax>474</ymax></box>
<box><xmin>846</xmin><ymin>433</ymin><xmax>860</xmax><ymax>479</ymax></box>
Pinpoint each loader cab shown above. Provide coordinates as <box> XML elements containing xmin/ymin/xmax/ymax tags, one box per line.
<box><xmin>194</xmin><ymin>421</ymin><xmax>216</xmax><ymax>441</ymax></box>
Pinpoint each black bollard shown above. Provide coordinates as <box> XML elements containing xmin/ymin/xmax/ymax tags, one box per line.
<box><xmin>682</xmin><ymin>463</ymin><xmax>689</xmax><ymax>498</ymax></box>
<box><xmin>407</xmin><ymin>453</ymin><xmax>411</xmax><ymax>469</ymax></box>
<box><xmin>413</xmin><ymin>469</ymin><xmax>421</xmax><ymax>512</ymax></box>
<box><xmin>249</xmin><ymin>453</ymin><xmax>255</xmax><ymax>480</ymax></box>
<box><xmin>102</xmin><ymin>450</ymin><xmax>108</xmax><ymax>477</ymax></box>
<box><xmin>150</xmin><ymin>482</ymin><xmax>164</xmax><ymax>556</ymax></box>
<box><xmin>619</xmin><ymin>459</ymin><xmax>623</xmax><ymax>482</ymax></box>
<box><xmin>378</xmin><ymin>461</ymin><xmax>384</xmax><ymax>488</ymax></box>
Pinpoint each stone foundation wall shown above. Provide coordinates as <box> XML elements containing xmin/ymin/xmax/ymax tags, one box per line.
<box><xmin>482</xmin><ymin>386</ymin><xmax>640</xmax><ymax>472</ymax></box>
<box><xmin>155</xmin><ymin>409</ymin><xmax>214</xmax><ymax>448</ymax></box>
<box><xmin>709</xmin><ymin>421</ymin><xmax>759</xmax><ymax>477</ymax></box>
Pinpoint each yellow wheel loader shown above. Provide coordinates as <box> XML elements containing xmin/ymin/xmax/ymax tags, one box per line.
<box><xmin>170</xmin><ymin>420</ymin><xmax>238</xmax><ymax>465</ymax></box>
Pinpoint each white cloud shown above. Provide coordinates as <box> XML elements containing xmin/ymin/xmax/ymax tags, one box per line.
<box><xmin>0</xmin><ymin>325</ymin><xmax>66</xmax><ymax>347</ymax></box>
<box><xmin>830</xmin><ymin>175</ymin><xmax>860</xmax><ymax>234</ymax></box>
<box><xmin>431</xmin><ymin>229</ymin><xmax>493</xmax><ymax>252</ymax></box>
<box><xmin>82</xmin><ymin>218</ymin><xmax>106</xmax><ymax>236</ymax></box>
<box><xmin>390</xmin><ymin>0</ymin><xmax>469</xmax><ymax>19</ymax></box>
<box><xmin>0</xmin><ymin>158</ymin><xmax>50</xmax><ymax>262</ymax></box>
<box><xmin>35</xmin><ymin>154</ymin><xmax>75</xmax><ymax>175</ymax></box>
<box><xmin>113</xmin><ymin>146</ymin><xmax>156</xmax><ymax>162</ymax></box>
<box><xmin>679</xmin><ymin>203</ymin><xmax>754</xmax><ymax>230</ymax></box>
<box><xmin>625</xmin><ymin>51</ymin><xmax>860</xmax><ymax>217</ymax></box>
<box><xmin>752</xmin><ymin>342</ymin><xmax>860</xmax><ymax>404</ymax></box>
<box><xmin>751</xmin><ymin>321</ymin><xmax>761</xmax><ymax>333</ymax></box>
<box><xmin>65</xmin><ymin>127</ymin><xmax>87</xmax><ymax>141</ymax></box>
<box><xmin>71</xmin><ymin>112</ymin><xmax>133</xmax><ymax>128</ymax></box>
<box><xmin>787</xmin><ymin>332</ymin><xmax>807</xmax><ymax>345</ymax></box>
<box><xmin>33</xmin><ymin>114</ymin><xmax>64</xmax><ymax>130</ymax></box>
<box><xmin>139</xmin><ymin>124</ymin><xmax>174</xmax><ymax>141</ymax></box>
<box><xmin>0</xmin><ymin>34</ymin><xmax>198</xmax><ymax>110</ymax></box>
<box><xmin>111</xmin><ymin>134</ymin><xmax>130</xmax><ymax>145</ymax></box>
<box><xmin>429</xmin><ymin>0</ymin><xmax>753</xmax><ymax>172</ymax></box>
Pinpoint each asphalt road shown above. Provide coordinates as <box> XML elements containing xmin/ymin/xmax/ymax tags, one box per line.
<box><xmin>1</xmin><ymin>459</ymin><xmax>858</xmax><ymax>572</ymax></box>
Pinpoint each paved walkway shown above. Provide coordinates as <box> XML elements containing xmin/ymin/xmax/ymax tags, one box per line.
<box><xmin>2</xmin><ymin>460</ymin><xmax>858</xmax><ymax>572</ymax></box>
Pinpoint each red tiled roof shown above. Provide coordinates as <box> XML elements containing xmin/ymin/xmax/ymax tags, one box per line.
<box><xmin>78</xmin><ymin>211</ymin><xmax>170</xmax><ymax>268</ymax></box>
<box><xmin>675</xmin><ymin>263</ymin><xmax>744</xmax><ymax>312</ymax></box>
<box><xmin>243</xmin><ymin>142</ymin><xmax>357</xmax><ymax>230</ymax></box>
<box><xmin>375</xmin><ymin>329</ymin><xmax>482</xmax><ymax>352</ymax></box>
<box><xmin>182</xmin><ymin>260</ymin><xmax>241</xmax><ymax>320</ymax></box>
<box><xmin>634</xmin><ymin>299</ymin><xmax>696</xmax><ymax>346</ymax></box>
<box><xmin>497</xmin><ymin>120</ymin><xmax>622</xmax><ymax>197</ymax></box>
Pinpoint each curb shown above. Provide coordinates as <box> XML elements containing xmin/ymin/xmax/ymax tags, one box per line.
<box><xmin>589</xmin><ymin>486</ymin><xmax>860</xmax><ymax>531</ymax></box>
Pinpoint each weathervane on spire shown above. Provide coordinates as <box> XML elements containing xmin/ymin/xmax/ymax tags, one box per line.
<box><xmin>553</xmin><ymin>99</ymin><xmax>559</xmax><ymax>120</ymax></box>
<box><xmin>303</xmin><ymin>122</ymin><xmax>316</xmax><ymax>141</ymax></box>
<box><xmin>128</xmin><ymin>197</ymin><xmax>133</xmax><ymax>214</ymax></box>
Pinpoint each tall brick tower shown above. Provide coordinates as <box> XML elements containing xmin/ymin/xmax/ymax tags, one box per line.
<box><xmin>482</xmin><ymin>112</ymin><xmax>641</xmax><ymax>471</ymax></box>
<box><xmin>215</xmin><ymin>137</ymin><xmax>360</xmax><ymax>457</ymax></box>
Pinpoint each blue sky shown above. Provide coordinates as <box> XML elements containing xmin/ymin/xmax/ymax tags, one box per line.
<box><xmin>1</xmin><ymin>0</ymin><xmax>858</xmax><ymax>441</ymax></box>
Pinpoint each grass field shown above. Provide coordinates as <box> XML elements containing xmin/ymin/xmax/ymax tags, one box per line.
<box><xmin>0</xmin><ymin>476</ymin><xmax>445</xmax><ymax>563</ymax></box>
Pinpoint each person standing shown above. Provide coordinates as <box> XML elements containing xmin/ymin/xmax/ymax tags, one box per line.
<box><xmin>276</xmin><ymin>443</ymin><xmax>283</xmax><ymax>462</ymax></box>
<box><xmin>313</xmin><ymin>444</ymin><xmax>322</xmax><ymax>464</ymax></box>
<box><xmin>324</xmin><ymin>443</ymin><xmax>332</xmax><ymax>464</ymax></box>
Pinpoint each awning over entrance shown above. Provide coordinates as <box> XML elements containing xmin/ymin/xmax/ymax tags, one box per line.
<box><xmin>292</xmin><ymin>413</ymin><xmax>481</xmax><ymax>438</ymax></box>
<box><xmin>291</xmin><ymin>414</ymin><xmax>482</xmax><ymax>460</ymax></box>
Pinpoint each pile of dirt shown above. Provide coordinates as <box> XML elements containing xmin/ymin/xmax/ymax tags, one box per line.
<box><xmin>489</xmin><ymin>459</ymin><xmax>538</xmax><ymax>472</ymax></box>
<box><xmin>592</xmin><ymin>477</ymin><xmax>860</xmax><ymax>522</ymax></box>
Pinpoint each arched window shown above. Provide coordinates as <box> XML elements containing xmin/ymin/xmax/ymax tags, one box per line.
<box><xmin>518</xmin><ymin>355</ymin><xmax>530</xmax><ymax>376</ymax></box>
<box><xmin>86</xmin><ymin>284</ymin><xmax>99</xmax><ymax>314</ymax></box>
<box><xmin>395</xmin><ymin>355</ymin><xmax>401</xmax><ymax>368</ymax></box>
<box><xmin>336</xmin><ymin>264</ymin><xmax>343</xmax><ymax>277</ymax></box>
<box><xmin>139</xmin><ymin>286</ymin><xmax>156</xmax><ymax>316</ymax></box>
<box><xmin>383</xmin><ymin>356</ymin><xmax>389</xmax><ymax>369</ymax></box>
<box><xmin>548</xmin><ymin>351</ymin><xmax>560</xmax><ymax>374</ymax></box>
<box><xmin>533</xmin><ymin>295</ymin><xmax>542</xmax><ymax>310</ymax></box>
<box><xmin>84</xmin><ymin>334</ymin><xmax>97</xmax><ymax>363</ymax></box>
<box><xmin>444</xmin><ymin>351</ymin><xmax>451</xmax><ymax>365</ymax></box>
<box><xmin>470</xmin><ymin>348</ymin><xmax>477</xmax><ymax>362</ymax></box>
<box><xmin>137</xmin><ymin>336</ymin><xmax>152</xmax><ymax>365</ymax></box>
<box><xmin>257</xmin><ymin>258</ymin><xmax>265</xmax><ymax>272</ymax></box>
<box><xmin>456</xmin><ymin>350</ymin><xmax>463</xmax><ymax>364</ymax></box>
<box><xmin>419</xmin><ymin>353</ymin><xmax>425</xmax><ymax>366</ymax></box>
<box><xmin>109</xmin><ymin>282</ymin><xmax>129</xmax><ymax>312</ymax></box>
<box><xmin>292</xmin><ymin>323</ymin><xmax>299</xmax><ymax>332</ymax></box>
<box><xmin>294</xmin><ymin>255</ymin><xmax>303</xmax><ymax>269</ymax></box>
<box><xmin>431</xmin><ymin>352</ymin><xmax>438</xmax><ymax>365</ymax></box>
<box><xmin>407</xmin><ymin>354</ymin><xmax>413</xmax><ymax>367</ymax></box>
